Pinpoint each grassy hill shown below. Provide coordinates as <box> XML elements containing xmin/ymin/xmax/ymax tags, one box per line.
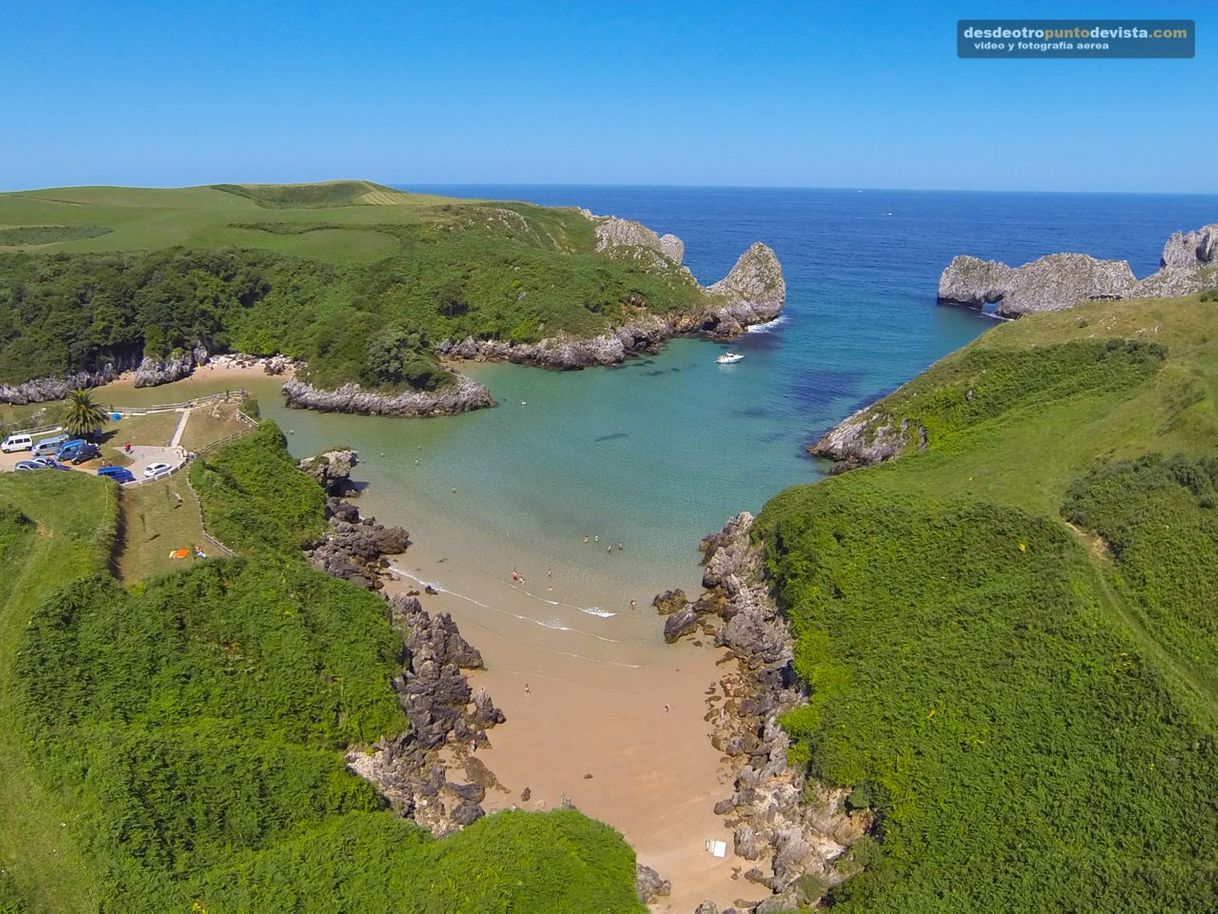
<box><xmin>0</xmin><ymin>426</ymin><xmax>644</xmax><ymax>913</ymax></box>
<box><xmin>756</xmin><ymin>293</ymin><xmax>1218</xmax><ymax>910</ymax></box>
<box><xmin>0</xmin><ymin>181</ymin><xmax>706</xmax><ymax>393</ymax></box>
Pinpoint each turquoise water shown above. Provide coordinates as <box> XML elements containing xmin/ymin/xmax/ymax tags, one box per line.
<box><xmin>157</xmin><ymin>187</ymin><xmax>1218</xmax><ymax>596</ymax></box>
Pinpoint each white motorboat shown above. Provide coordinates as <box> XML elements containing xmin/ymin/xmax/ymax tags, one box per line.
<box><xmin>716</xmin><ymin>352</ymin><xmax>744</xmax><ymax>364</ymax></box>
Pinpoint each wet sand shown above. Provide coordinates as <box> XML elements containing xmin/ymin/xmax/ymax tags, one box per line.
<box><xmin>384</xmin><ymin>522</ymin><xmax>765</xmax><ymax>912</ymax></box>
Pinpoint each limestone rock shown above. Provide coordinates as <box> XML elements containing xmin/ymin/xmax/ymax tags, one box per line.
<box><xmin>0</xmin><ymin>363</ymin><xmax>129</xmax><ymax>404</ymax></box>
<box><xmin>634</xmin><ymin>864</ymin><xmax>672</xmax><ymax>903</ymax></box>
<box><xmin>299</xmin><ymin>449</ymin><xmax>359</xmax><ymax>497</ymax></box>
<box><xmin>663</xmin><ymin>604</ymin><xmax>699</xmax><ymax>643</ymax></box>
<box><xmin>652</xmin><ymin>588</ymin><xmax>688</xmax><ymax>615</ymax></box>
<box><xmin>134</xmin><ymin>346</ymin><xmax>208</xmax><ymax>388</ymax></box>
<box><xmin>938</xmin><ymin>223</ymin><xmax>1218</xmax><ymax>315</ymax></box>
<box><xmin>707</xmin><ymin>242</ymin><xmax>787</xmax><ymax>332</ymax></box>
<box><xmin>282</xmin><ymin>373</ymin><xmax>495</xmax><ymax>417</ymax></box>
<box><xmin>734</xmin><ymin>824</ymin><xmax>762</xmax><ymax>860</ymax></box>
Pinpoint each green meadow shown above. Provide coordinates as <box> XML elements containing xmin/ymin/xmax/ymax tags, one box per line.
<box><xmin>758</xmin><ymin>294</ymin><xmax>1218</xmax><ymax>910</ymax></box>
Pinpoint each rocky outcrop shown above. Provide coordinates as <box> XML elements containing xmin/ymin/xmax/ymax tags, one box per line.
<box><xmin>634</xmin><ymin>864</ymin><xmax>672</xmax><ymax>904</ymax></box>
<box><xmin>0</xmin><ymin>363</ymin><xmax>129</xmax><ymax>404</ymax></box>
<box><xmin>133</xmin><ymin>346</ymin><xmax>209</xmax><ymax>388</ymax></box>
<box><xmin>282</xmin><ymin>373</ymin><xmax>495</xmax><ymax>417</ymax></box>
<box><xmin>298</xmin><ymin>448</ymin><xmax>359</xmax><ymax>497</ymax></box>
<box><xmin>583</xmin><ymin>210</ymin><xmax>687</xmax><ymax>271</ymax></box>
<box><xmin>305</xmin><ymin>496</ymin><xmax>410</xmax><ymax>590</ymax></box>
<box><xmin>706</xmin><ymin>242</ymin><xmax>787</xmax><ymax>334</ymax></box>
<box><xmin>808</xmin><ymin>408</ymin><xmax>926</xmax><ymax>469</ymax></box>
<box><xmin>300</xmin><ymin>453</ymin><xmax>502</xmax><ymax>837</ymax></box>
<box><xmin>658</xmin><ymin>513</ymin><xmax>869</xmax><ymax>911</ymax></box>
<box><xmin>938</xmin><ymin>223</ymin><xmax>1218</xmax><ymax>315</ymax></box>
<box><xmin>347</xmin><ymin>594</ymin><xmax>504</xmax><ymax>836</ymax></box>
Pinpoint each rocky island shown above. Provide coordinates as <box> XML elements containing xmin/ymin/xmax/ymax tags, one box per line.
<box><xmin>938</xmin><ymin>223</ymin><xmax>1216</xmax><ymax>315</ymax></box>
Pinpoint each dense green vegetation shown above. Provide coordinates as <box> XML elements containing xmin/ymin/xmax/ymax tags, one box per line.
<box><xmin>0</xmin><ymin>225</ymin><xmax>111</xmax><ymax>246</ymax></box>
<box><xmin>759</xmin><ymin>294</ymin><xmax>1218</xmax><ymax>910</ymax></box>
<box><xmin>0</xmin><ymin>182</ymin><xmax>706</xmax><ymax>392</ymax></box>
<box><xmin>190</xmin><ymin>421</ymin><xmax>328</xmax><ymax>554</ymax></box>
<box><xmin>1063</xmin><ymin>454</ymin><xmax>1218</xmax><ymax>690</ymax></box>
<box><xmin>1</xmin><ymin>422</ymin><xmax>645</xmax><ymax>912</ymax></box>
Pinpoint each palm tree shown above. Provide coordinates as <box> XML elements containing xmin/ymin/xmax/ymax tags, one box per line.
<box><xmin>63</xmin><ymin>389</ymin><xmax>109</xmax><ymax>440</ymax></box>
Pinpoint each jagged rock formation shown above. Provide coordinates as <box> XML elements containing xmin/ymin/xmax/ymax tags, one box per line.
<box><xmin>706</xmin><ymin>242</ymin><xmax>787</xmax><ymax>334</ymax></box>
<box><xmin>133</xmin><ymin>346</ymin><xmax>209</xmax><ymax>388</ymax></box>
<box><xmin>0</xmin><ymin>362</ymin><xmax>130</xmax><ymax>404</ymax></box>
<box><xmin>305</xmin><ymin>496</ymin><xmax>410</xmax><ymax>590</ymax></box>
<box><xmin>435</xmin><ymin>239</ymin><xmax>786</xmax><ymax>371</ymax></box>
<box><xmin>634</xmin><ymin>864</ymin><xmax>672</xmax><ymax>904</ymax></box>
<box><xmin>282</xmin><ymin>373</ymin><xmax>495</xmax><ymax>417</ymax></box>
<box><xmin>347</xmin><ymin>594</ymin><xmax>504</xmax><ymax>836</ymax></box>
<box><xmin>583</xmin><ymin>210</ymin><xmax>687</xmax><ymax>270</ymax></box>
<box><xmin>938</xmin><ymin>223</ymin><xmax>1217</xmax><ymax>315</ymax></box>
<box><xmin>660</xmin><ymin>513</ymin><xmax>869</xmax><ymax>912</ymax></box>
<box><xmin>295</xmin><ymin>450</ymin><xmax>502</xmax><ymax>836</ymax></box>
<box><xmin>808</xmin><ymin>409</ymin><xmax>926</xmax><ymax>470</ymax></box>
<box><xmin>298</xmin><ymin>448</ymin><xmax>359</xmax><ymax>497</ymax></box>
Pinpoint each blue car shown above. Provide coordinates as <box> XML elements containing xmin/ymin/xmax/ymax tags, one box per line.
<box><xmin>55</xmin><ymin>439</ymin><xmax>88</xmax><ymax>461</ymax></box>
<box><xmin>97</xmin><ymin>466</ymin><xmax>135</xmax><ymax>483</ymax></box>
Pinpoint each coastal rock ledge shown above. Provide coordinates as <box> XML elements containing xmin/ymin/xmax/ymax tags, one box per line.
<box><xmin>660</xmin><ymin>513</ymin><xmax>870</xmax><ymax>912</ymax></box>
<box><xmin>282</xmin><ymin>373</ymin><xmax>496</xmax><ymax>417</ymax></box>
<box><xmin>938</xmin><ymin>223</ymin><xmax>1217</xmax><ymax>315</ymax></box>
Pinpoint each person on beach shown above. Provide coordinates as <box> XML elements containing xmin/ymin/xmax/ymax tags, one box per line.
<box><xmin>524</xmin><ymin>683</ymin><xmax>530</xmax><ymax>695</ymax></box>
<box><xmin>583</xmin><ymin>535</ymin><xmax>589</xmax><ymax>543</ymax></box>
<box><xmin>663</xmin><ymin>704</ymin><xmax>669</xmax><ymax>713</ymax></box>
<box><xmin>617</xmin><ymin>542</ymin><xmax>624</xmax><ymax>551</ymax></box>
<box><xmin>629</xmin><ymin>599</ymin><xmax>637</xmax><ymax>609</ymax></box>
<box><xmin>512</xmin><ymin>568</ymin><xmax>520</xmax><ymax>582</ymax></box>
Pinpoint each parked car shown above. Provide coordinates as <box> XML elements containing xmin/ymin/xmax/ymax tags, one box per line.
<box><xmin>1</xmin><ymin>434</ymin><xmax>33</xmax><ymax>453</ymax></box>
<box><xmin>13</xmin><ymin>459</ymin><xmax>44</xmax><ymax>471</ymax></box>
<box><xmin>32</xmin><ymin>434</ymin><xmax>69</xmax><ymax>457</ymax></box>
<box><xmin>143</xmin><ymin>461</ymin><xmax>172</xmax><ymax>478</ymax></box>
<box><xmin>98</xmin><ymin>467</ymin><xmax>135</xmax><ymax>483</ymax></box>
<box><xmin>55</xmin><ymin>439</ymin><xmax>88</xmax><ymax>461</ymax></box>
<box><xmin>69</xmin><ymin>444</ymin><xmax>102</xmax><ymax>465</ymax></box>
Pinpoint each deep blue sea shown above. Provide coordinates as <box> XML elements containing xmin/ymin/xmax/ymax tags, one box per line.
<box><xmin>247</xmin><ymin>187</ymin><xmax>1216</xmax><ymax>602</ymax></box>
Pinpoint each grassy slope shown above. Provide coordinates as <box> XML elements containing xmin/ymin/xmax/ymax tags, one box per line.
<box><xmin>757</xmin><ymin>294</ymin><xmax>1218</xmax><ymax>910</ymax></box>
<box><xmin>2</xmin><ymin>424</ymin><xmax>644</xmax><ymax>913</ymax></box>
<box><xmin>0</xmin><ymin>473</ymin><xmax>115</xmax><ymax>913</ymax></box>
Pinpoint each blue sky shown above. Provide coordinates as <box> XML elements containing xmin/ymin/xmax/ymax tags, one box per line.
<box><xmin>2</xmin><ymin>1</ymin><xmax>1214</xmax><ymax>192</ymax></box>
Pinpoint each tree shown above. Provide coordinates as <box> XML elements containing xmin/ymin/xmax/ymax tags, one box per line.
<box><xmin>64</xmin><ymin>389</ymin><xmax>109</xmax><ymax>440</ymax></box>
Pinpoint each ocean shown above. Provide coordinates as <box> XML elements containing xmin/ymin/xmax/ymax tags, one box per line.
<box><xmin>209</xmin><ymin>186</ymin><xmax>1216</xmax><ymax>612</ymax></box>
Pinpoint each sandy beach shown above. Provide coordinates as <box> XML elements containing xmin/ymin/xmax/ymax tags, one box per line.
<box><xmin>383</xmin><ymin>523</ymin><xmax>766</xmax><ymax>912</ymax></box>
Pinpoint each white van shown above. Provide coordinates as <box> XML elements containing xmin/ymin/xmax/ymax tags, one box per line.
<box><xmin>32</xmin><ymin>434</ymin><xmax>69</xmax><ymax>457</ymax></box>
<box><xmin>1</xmin><ymin>434</ymin><xmax>34</xmax><ymax>453</ymax></box>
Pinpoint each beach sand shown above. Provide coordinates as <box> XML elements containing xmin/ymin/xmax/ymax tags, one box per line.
<box><xmin>384</xmin><ymin>524</ymin><xmax>765</xmax><ymax>913</ymax></box>
<box><xmin>91</xmin><ymin>359</ymin><xmax>292</xmax><ymax>405</ymax></box>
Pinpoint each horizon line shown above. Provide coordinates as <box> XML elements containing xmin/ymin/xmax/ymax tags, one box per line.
<box><xmin>2</xmin><ymin>179</ymin><xmax>1216</xmax><ymax>198</ymax></box>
